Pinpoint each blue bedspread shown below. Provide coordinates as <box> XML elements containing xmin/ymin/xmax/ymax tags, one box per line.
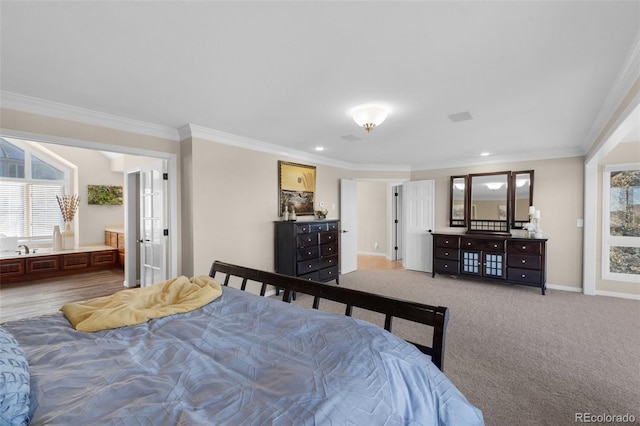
<box><xmin>3</xmin><ymin>286</ymin><xmax>484</xmax><ymax>425</ymax></box>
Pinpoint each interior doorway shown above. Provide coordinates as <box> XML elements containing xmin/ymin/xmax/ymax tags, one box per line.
<box><xmin>0</xmin><ymin>128</ymin><xmax>179</xmax><ymax>285</ymax></box>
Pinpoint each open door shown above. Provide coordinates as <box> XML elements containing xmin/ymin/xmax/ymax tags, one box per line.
<box><xmin>402</xmin><ymin>180</ymin><xmax>434</xmax><ymax>272</ymax></box>
<box><xmin>340</xmin><ymin>179</ymin><xmax>358</xmax><ymax>275</ymax></box>
<box><xmin>139</xmin><ymin>160</ymin><xmax>168</xmax><ymax>287</ymax></box>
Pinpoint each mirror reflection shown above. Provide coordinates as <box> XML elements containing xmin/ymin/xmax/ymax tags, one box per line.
<box><xmin>450</xmin><ymin>176</ymin><xmax>466</xmax><ymax>227</ymax></box>
<box><xmin>470</xmin><ymin>174</ymin><xmax>509</xmax><ymax>220</ymax></box>
<box><xmin>512</xmin><ymin>170</ymin><xmax>534</xmax><ymax>228</ymax></box>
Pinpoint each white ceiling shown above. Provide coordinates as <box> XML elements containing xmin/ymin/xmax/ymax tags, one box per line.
<box><xmin>1</xmin><ymin>1</ymin><xmax>639</xmax><ymax>169</ymax></box>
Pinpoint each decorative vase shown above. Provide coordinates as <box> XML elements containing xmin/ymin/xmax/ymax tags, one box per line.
<box><xmin>53</xmin><ymin>225</ymin><xmax>62</xmax><ymax>251</ymax></box>
<box><xmin>62</xmin><ymin>222</ymin><xmax>74</xmax><ymax>250</ymax></box>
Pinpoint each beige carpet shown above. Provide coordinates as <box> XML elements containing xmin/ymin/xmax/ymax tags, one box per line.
<box><xmin>288</xmin><ymin>270</ymin><xmax>640</xmax><ymax>426</ymax></box>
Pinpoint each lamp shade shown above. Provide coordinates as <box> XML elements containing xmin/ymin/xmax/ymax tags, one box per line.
<box><xmin>351</xmin><ymin>104</ymin><xmax>389</xmax><ymax>132</ymax></box>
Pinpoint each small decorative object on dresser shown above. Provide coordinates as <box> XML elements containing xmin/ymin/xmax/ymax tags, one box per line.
<box><xmin>431</xmin><ymin>232</ymin><xmax>548</xmax><ymax>295</ymax></box>
<box><xmin>275</xmin><ymin>219</ymin><xmax>340</xmax><ymax>284</ymax></box>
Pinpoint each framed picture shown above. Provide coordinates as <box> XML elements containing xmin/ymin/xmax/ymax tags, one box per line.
<box><xmin>278</xmin><ymin>161</ymin><xmax>316</xmax><ymax>215</ymax></box>
<box><xmin>498</xmin><ymin>204</ymin><xmax>507</xmax><ymax>220</ymax></box>
<box><xmin>87</xmin><ymin>185</ymin><xmax>123</xmax><ymax>205</ymax></box>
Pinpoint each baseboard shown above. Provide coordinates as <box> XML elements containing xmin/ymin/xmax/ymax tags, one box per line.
<box><xmin>546</xmin><ymin>283</ymin><xmax>582</xmax><ymax>293</ymax></box>
<box><xmin>546</xmin><ymin>284</ymin><xmax>640</xmax><ymax>300</ymax></box>
<box><xmin>595</xmin><ymin>290</ymin><xmax>640</xmax><ymax>300</ymax></box>
<box><xmin>358</xmin><ymin>251</ymin><xmax>387</xmax><ymax>257</ymax></box>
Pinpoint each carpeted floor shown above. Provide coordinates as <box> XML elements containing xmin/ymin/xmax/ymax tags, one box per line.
<box><xmin>289</xmin><ymin>270</ymin><xmax>640</xmax><ymax>426</ymax></box>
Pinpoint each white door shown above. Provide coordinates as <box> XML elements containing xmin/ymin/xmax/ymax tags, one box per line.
<box><xmin>340</xmin><ymin>179</ymin><xmax>358</xmax><ymax>274</ymax></box>
<box><xmin>402</xmin><ymin>180</ymin><xmax>434</xmax><ymax>272</ymax></box>
<box><xmin>139</xmin><ymin>161</ymin><xmax>167</xmax><ymax>287</ymax></box>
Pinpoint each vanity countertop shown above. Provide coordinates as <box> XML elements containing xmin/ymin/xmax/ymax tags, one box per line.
<box><xmin>0</xmin><ymin>245</ymin><xmax>116</xmax><ymax>260</ymax></box>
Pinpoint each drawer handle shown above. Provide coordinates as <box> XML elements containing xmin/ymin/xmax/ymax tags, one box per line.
<box><xmin>308</xmin><ymin>238</ymin><xmax>312</xmax><ymax>242</ymax></box>
<box><xmin>493</xmin><ymin>244</ymin><xmax>498</xmax><ymax>248</ymax></box>
<box><xmin>445</xmin><ymin>252</ymin><xmax>449</xmax><ymax>256</ymax></box>
<box><xmin>444</xmin><ymin>265</ymin><xmax>448</xmax><ymax>268</ymax></box>
<box><xmin>522</xmin><ymin>260</ymin><xmax>526</xmax><ymax>263</ymax></box>
<box><xmin>445</xmin><ymin>240</ymin><xmax>449</xmax><ymax>244</ymax></box>
<box><xmin>522</xmin><ymin>246</ymin><xmax>526</xmax><ymax>250</ymax></box>
<box><xmin>328</xmin><ymin>248</ymin><xmax>332</xmax><ymax>251</ymax></box>
<box><xmin>521</xmin><ymin>274</ymin><xmax>526</xmax><ymax>278</ymax></box>
<box><xmin>308</xmin><ymin>265</ymin><xmax>312</xmax><ymax>268</ymax></box>
<box><xmin>467</xmin><ymin>242</ymin><xmax>472</xmax><ymax>246</ymax></box>
<box><xmin>328</xmin><ymin>271</ymin><xmax>332</xmax><ymax>275</ymax></box>
<box><xmin>308</xmin><ymin>251</ymin><xmax>312</xmax><ymax>255</ymax></box>
<box><xmin>328</xmin><ymin>259</ymin><xmax>332</xmax><ymax>263</ymax></box>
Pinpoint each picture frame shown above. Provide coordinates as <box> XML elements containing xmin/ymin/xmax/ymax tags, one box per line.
<box><xmin>278</xmin><ymin>161</ymin><xmax>316</xmax><ymax>216</ymax></box>
<box><xmin>87</xmin><ymin>185</ymin><xmax>123</xmax><ymax>205</ymax></box>
<box><xmin>498</xmin><ymin>204</ymin><xmax>507</xmax><ymax>220</ymax></box>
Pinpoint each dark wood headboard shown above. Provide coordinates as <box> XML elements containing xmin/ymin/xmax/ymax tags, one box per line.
<box><xmin>209</xmin><ymin>260</ymin><xmax>449</xmax><ymax>371</ymax></box>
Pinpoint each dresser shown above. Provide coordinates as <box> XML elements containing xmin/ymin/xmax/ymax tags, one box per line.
<box><xmin>274</xmin><ymin>220</ymin><xmax>340</xmax><ymax>283</ymax></box>
<box><xmin>432</xmin><ymin>233</ymin><xmax>548</xmax><ymax>294</ymax></box>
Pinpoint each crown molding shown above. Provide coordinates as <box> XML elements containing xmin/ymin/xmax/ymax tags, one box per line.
<box><xmin>179</xmin><ymin>123</ymin><xmax>412</xmax><ymax>172</ymax></box>
<box><xmin>0</xmin><ymin>91</ymin><xmax>180</xmax><ymax>141</ymax></box>
<box><xmin>582</xmin><ymin>29</ymin><xmax>640</xmax><ymax>152</ymax></box>
<box><xmin>410</xmin><ymin>147</ymin><xmax>585</xmax><ymax>172</ymax></box>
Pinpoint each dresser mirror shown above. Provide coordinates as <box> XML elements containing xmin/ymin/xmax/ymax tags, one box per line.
<box><xmin>449</xmin><ymin>176</ymin><xmax>467</xmax><ymax>227</ymax></box>
<box><xmin>449</xmin><ymin>169</ymin><xmax>534</xmax><ymax>234</ymax></box>
<box><xmin>511</xmin><ymin>170</ymin><xmax>534</xmax><ymax>229</ymax></box>
<box><xmin>467</xmin><ymin>171</ymin><xmax>510</xmax><ymax>234</ymax></box>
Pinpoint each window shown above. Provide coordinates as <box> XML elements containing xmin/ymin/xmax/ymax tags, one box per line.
<box><xmin>603</xmin><ymin>163</ymin><xmax>640</xmax><ymax>282</ymax></box>
<box><xmin>0</xmin><ymin>138</ymin><xmax>69</xmax><ymax>239</ymax></box>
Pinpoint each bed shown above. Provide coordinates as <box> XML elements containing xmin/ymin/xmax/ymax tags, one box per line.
<box><xmin>1</xmin><ymin>261</ymin><xmax>484</xmax><ymax>425</ymax></box>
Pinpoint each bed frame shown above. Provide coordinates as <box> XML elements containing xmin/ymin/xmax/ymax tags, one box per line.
<box><xmin>209</xmin><ymin>260</ymin><xmax>450</xmax><ymax>371</ymax></box>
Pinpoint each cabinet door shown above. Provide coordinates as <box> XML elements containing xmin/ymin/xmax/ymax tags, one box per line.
<box><xmin>0</xmin><ymin>259</ymin><xmax>25</xmax><ymax>277</ymax></box>
<box><xmin>62</xmin><ymin>253</ymin><xmax>90</xmax><ymax>270</ymax></box>
<box><xmin>483</xmin><ymin>252</ymin><xmax>506</xmax><ymax>278</ymax></box>
<box><xmin>461</xmin><ymin>250</ymin><xmax>481</xmax><ymax>275</ymax></box>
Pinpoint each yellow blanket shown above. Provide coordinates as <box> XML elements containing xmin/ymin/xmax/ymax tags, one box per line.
<box><xmin>60</xmin><ymin>275</ymin><xmax>222</xmax><ymax>332</ymax></box>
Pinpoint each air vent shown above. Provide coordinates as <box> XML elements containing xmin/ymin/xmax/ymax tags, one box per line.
<box><xmin>448</xmin><ymin>111</ymin><xmax>473</xmax><ymax>123</ymax></box>
<box><xmin>341</xmin><ymin>134</ymin><xmax>362</xmax><ymax>142</ymax></box>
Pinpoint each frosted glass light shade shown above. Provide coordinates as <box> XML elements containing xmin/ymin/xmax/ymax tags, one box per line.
<box><xmin>485</xmin><ymin>182</ymin><xmax>504</xmax><ymax>190</ymax></box>
<box><xmin>351</xmin><ymin>104</ymin><xmax>389</xmax><ymax>132</ymax></box>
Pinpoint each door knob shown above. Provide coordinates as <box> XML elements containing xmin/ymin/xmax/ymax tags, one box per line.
<box><xmin>341</xmin><ymin>230</ymin><xmax>349</xmax><ymax>233</ymax></box>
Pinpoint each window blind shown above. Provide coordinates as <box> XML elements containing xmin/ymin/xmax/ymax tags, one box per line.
<box><xmin>0</xmin><ymin>182</ymin><xmax>64</xmax><ymax>238</ymax></box>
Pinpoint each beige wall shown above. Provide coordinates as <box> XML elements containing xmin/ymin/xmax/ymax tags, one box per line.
<box><xmin>596</xmin><ymin>140</ymin><xmax>640</xmax><ymax>295</ymax></box>
<box><xmin>412</xmin><ymin>157</ymin><xmax>585</xmax><ymax>289</ymax></box>
<box><xmin>183</xmin><ymin>138</ymin><xmax>344</xmax><ymax>276</ymax></box>
<box><xmin>357</xmin><ymin>181</ymin><xmax>389</xmax><ymax>255</ymax></box>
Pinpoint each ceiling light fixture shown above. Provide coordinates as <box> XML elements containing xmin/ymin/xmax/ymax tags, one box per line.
<box><xmin>315</xmin><ymin>146</ymin><xmax>324</xmax><ymax>151</ymax></box>
<box><xmin>485</xmin><ymin>182</ymin><xmax>504</xmax><ymax>190</ymax></box>
<box><xmin>480</xmin><ymin>152</ymin><xmax>490</xmax><ymax>157</ymax></box>
<box><xmin>350</xmin><ymin>104</ymin><xmax>389</xmax><ymax>133</ymax></box>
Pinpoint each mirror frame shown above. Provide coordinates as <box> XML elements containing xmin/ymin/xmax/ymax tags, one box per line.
<box><xmin>510</xmin><ymin>170</ymin><xmax>534</xmax><ymax>229</ymax></box>
<box><xmin>448</xmin><ymin>169</ymin><xmax>534</xmax><ymax>234</ymax></box>
<box><xmin>449</xmin><ymin>175</ymin><xmax>467</xmax><ymax>227</ymax></box>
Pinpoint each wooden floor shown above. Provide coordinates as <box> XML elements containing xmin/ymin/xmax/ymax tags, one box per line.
<box><xmin>0</xmin><ymin>268</ymin><xmax>127</xmax><ymax>323</ymax></box>
<box><xmin>0</xmin><ymin>256</ymin><xmax>400</xmax><ymax>324</ymax></box>
<box><xmin>357</xmin><ymin>254</ymin><xmax>404</xmax><ymax>270</ymax></box>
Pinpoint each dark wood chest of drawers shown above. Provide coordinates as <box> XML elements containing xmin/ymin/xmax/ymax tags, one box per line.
<box><xmin>275</xmin><ymin>220</ymin><xmax>340</xmax><ymax>283</ymax></box>
<box><xmin>432</xmin><ymin>233</ymin><xmax>548</xmax><ymax>294</ymax></box>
